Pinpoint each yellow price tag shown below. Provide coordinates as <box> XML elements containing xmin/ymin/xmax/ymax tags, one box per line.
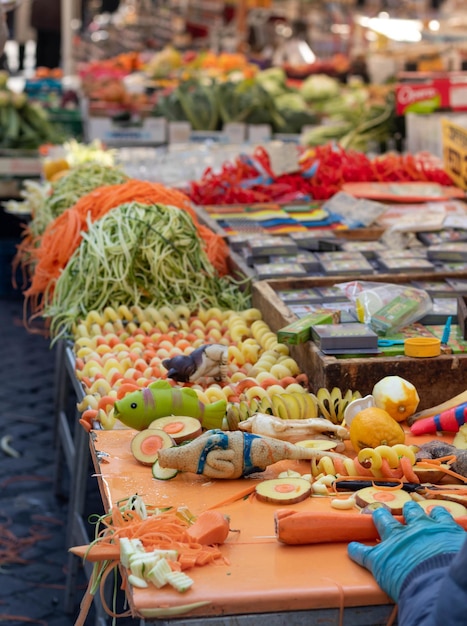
<box><xmin>442</xmin><ymin>118</ymin><xmax>467</xmax><ymax>190</ymax></box>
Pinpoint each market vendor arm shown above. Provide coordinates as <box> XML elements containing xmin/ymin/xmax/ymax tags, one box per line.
<box><xmin>347</xmin><ymin>501</ymin><xmax>467</xmax><ymax>626</ymax></box>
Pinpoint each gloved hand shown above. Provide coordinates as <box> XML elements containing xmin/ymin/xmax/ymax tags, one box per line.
<box><xmin>348</xmin><ymin>501</ymin><xmax>466</xmax><ymax>601</ymax></box>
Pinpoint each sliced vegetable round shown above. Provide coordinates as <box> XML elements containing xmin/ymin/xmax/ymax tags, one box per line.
<box><xmin>355</xmin><ymin>486</ymin><xmax>411</xmax><ymax>516</ymax></box>
<box><xmin>131</xmin><ymin>428</ymin><xmax>175</xmax><ymax>466</ymax></box>
<box><xmin>416</xmin><ymin>499</ymin><xmax>467</xmax><ymax>519</ymax></box>
<box><xmin>148</xmin><ymin>415</ymin><xmax>202</xmax><ymax>444</ymax></box>
<box><xmin>255</xmin><ymin>478</ymin><xmax>311</xmax><ymax>504</ymax></box>
<box><xmin>152</xmin><ymin>459</ymin><xmax>179</xmax><ymax>481</ymax></box>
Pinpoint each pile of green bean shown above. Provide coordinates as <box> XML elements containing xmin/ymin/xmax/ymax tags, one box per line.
<box><xmin>29</xmin><ymin>162</ymin><xmax>129</xmax><ymax>237</ymax></box>
<box><xmin>44</xmin><ymin>202</ymin><xmax>250</xmax><ymax>340</ymax></box>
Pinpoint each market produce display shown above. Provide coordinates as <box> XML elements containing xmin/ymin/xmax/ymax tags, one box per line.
<box><xmin>187</xmin><ymin>143</ymin><xmax>455</xmax><ymax>205</ymax></box>
<box><xmin>4</xmin><ymin>57</ymin><xmax>467</xmax><ymax>624</ymax></box>
<box><xmin>0</xmin><ymin>71</ymin><xmax>62</xmax><ymax>149</ymax></box>
<box><xmin>43</xmin><ymin>202</ymin><xmax>248</xmax><ymax>340</ymax></box>
<box><xmin>15</xmin><ymin>178</ymin><xmax>229</xmax><ymax>320</ymax></box>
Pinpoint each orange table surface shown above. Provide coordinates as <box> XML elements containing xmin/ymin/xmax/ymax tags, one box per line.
<box><xmin>89</xmin><ymin>427</ymin><xmax>450</xmax><ymax>620</ymax></box>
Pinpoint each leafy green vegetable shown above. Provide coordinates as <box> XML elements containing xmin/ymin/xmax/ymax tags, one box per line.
<box><xmin>300</xmin><ymin>74</ymin><xmax>341</xmax><ymax>102</ymax></box>
<box><xmin>175</xmin><ymin>80</ymin><xmax>220</xmax><ymax>131</ymax></box>
<box><xmin>216</xmin><ymin>78</ymin><xmax>284</xmax><ymax>130</ymax></box>
<box><xmin>255</xmin><ymin>67</ymin><xmax>289</xmax><ymax>97</ymax></box>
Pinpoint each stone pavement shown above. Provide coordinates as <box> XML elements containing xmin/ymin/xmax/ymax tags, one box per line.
<box><xmin>0</xmin><ymin>297</ymin><xmax>90</xmax><ymax>625</ymax></box>
<box><xmin>0</xmin><ymin>298</ymin><xmax>136</xmax><ymax>625</ymax></box>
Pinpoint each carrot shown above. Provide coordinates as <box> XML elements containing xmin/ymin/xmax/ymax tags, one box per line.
<box><xmin>274</xmin><ymin>509</ymin><xmax>467</xmax><ymax>545</ymax></box>
<box><xmin>279</xmin><ymin>376</ymin><xmax>298</xmax><ymax>388</ymax></box>
<box><xmin>415</xmin><ymin>461</ymin><xmax>467</xmax><ymax>483</ymax></box>
<box><xmin>186</xmin><ymin>511</ymin><xmax>231</xmax><ymax>545</ymax></box>
<box><xmin>206</xmin><ymin>484</ymin><xmax>259</xmax><ymax>509</ymax></box>
<box><xmin>116</xmin><ymin>382</ymin><xmax>141</xmax><ymax>399</ymax></box>
<box><xmin>85</xmin><ymin>503</ymin><xmax>227</xmax><ymax>576</ymax></box>
<box><xmin>81</xmin><ymin>408</ymin><xmax>98</xmax><ymax>423</ymax></box>
<box><xmin>69</xmin><ymin>543</ymin><xmax>120</xmax><ymax>562</ymax></box>
<box><xmin>97</xmin><ymin>395</ymin><xmax>116</xmax><ymax>411</ymax></box>
<box><xmin>19</xmin><ymin>180</ymin><xmax>229</xmax><ymax>320</ymax></box>
<box><xmin>79</xmin><ymin>419</ymin><xmax>92</xmax><ymax>433</ymax></box>
<box><xmin>260</xmin><ymin>377</ymin><xmax>280</xmax><ymax>390</ymax></box>
<box><xmin>399</xmin><ymin>456</ymin><xmax>420</xmax><ymax>484</ymax></box>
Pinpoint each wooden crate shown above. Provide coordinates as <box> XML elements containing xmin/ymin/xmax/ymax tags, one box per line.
<box><xmin>252</xmin><ymin>272</ymin><xmax>467</xmax><ymax>411</ymax></box>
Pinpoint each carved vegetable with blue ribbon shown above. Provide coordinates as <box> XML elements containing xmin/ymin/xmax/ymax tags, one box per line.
<box><xmin>157</xmin><ymin>429</ymin><xmax>346</xmax><ymax>479</ymax></box>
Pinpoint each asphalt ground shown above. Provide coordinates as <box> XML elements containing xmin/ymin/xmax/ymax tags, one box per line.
<box><xmin>0</xmin><ymin>297</ymin><xmax>137</xmax><ymax>626</ymax></box>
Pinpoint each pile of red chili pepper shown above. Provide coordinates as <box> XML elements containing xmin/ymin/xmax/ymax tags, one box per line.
<box><xmin>187</xmin><ymin>143</ymin><xmax>455</xmax><ymax>205</ymax></box>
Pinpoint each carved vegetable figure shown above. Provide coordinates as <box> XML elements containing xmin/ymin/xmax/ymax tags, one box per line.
<box><xmin>157</xmin><ymin>429</ymin><xmax>346</xmax><ymax>479</ymax></box>
<box><xmin>237</xmin><ymin>413</ymin><xmax>348</xmax><ymax>449</ymax></box>
<box><xmin>163</xmin><ymin>344</ymin><xmax>228</xmax><ymax>383</ymax></box>
<box><xmin>113</xmin><ymin>380</ymin><xmax>227</xmax><ymax>431</ymax></box>
<box><xmin>372</xmin><ymin>376</ymin><xmax>420</xmax><ymax>423</ymax></box>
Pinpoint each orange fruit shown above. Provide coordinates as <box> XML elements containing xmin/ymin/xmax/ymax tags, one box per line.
<box><xmin>372</xmin><ymin>376</ymin><xmax>420</xmax><ymax>423</ymax></box>
<box><xmin>349</xmin><ymin>407</ymin><xmax>405</xmax><ymax>453</ymax></box>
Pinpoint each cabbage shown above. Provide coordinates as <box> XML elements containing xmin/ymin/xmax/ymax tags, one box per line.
<box><xmin>256</xmin><ymin>67</ymin><xmax>288</xmax><ymax>97</ymax></box>
<box><xmin>300</xmin><ymin>74</ymin><xmax>341</xmax><ymax>102</ymax></box>
<box><xmin>276</xmin><ymin>92</ymin><xmax>308</xmax><ymax>112</ymax></box>
<box><xmin>257</xmin><ymin>67</ymin><xmax>287</xmax><ymax>85</ymax></box>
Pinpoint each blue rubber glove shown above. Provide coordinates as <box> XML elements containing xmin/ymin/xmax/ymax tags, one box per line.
<box><xmin>348</xmin><ymin>501</ymin><xmax>466</xmax><ymax>601</ymax></box>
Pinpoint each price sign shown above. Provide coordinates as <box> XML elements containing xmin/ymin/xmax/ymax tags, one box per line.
<box><xmin>442</xmin><ymin>118</ymin><xmax>467</xmax><ymax>189</ymax></box>
<box><xmin>168</xmin><ymin>121</ymin><xmax>191</xmax><ymax>144</ymax></box>
<box><xmin>265</xmin><ymin>141</ymin><xmax>300</xmax><ymax>177</ymax></box>
<box><xmin>247</xmin><ymin>124</ymin><xmax>272</xmax><ymax>144</ymax></box>
<box><xmin>146</xmin><ymin>117</ymin><xmax>167</xmax><ymax>144</ymax></box>
<box><xmin>223</xmin><ymin>122</ymin><xmax>247</xmax><ymax>143</ymax></box>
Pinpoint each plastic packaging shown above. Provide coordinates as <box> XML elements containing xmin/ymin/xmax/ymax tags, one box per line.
<box><xmin>337</xmin><ymin>281</ymin><xmax>432</xmax><ymax>335</ymax></box>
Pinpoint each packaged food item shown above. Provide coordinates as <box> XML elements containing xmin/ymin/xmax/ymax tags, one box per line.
<box><xmin>336</xmin><ymin>281</ymin><xmax>432</xmax><ymax>335</ymax></box>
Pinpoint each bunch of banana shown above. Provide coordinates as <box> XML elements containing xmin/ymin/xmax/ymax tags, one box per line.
<box><xmin>226</xmin><ymin>390</ymin><xmax>319</xmax><ymax>430</ymax></box>
<box><xmin>311</xmin><ymin>387</ymin><xmax>362</xmax><ymax>425</ymax></box>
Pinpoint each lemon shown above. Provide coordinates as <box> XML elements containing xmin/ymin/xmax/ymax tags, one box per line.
<box><xmin>349</xmin><ymin>407</ymin><xmax>405</xmax><ymax>453</ymax></box>
<box><xmin>372</xmin><ymin>376</ymin><xmax>420</xmax><ymax>423</ymax></box>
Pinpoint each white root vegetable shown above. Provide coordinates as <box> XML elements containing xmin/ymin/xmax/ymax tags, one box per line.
<box><xmin>237</xmin><ymin>413</ymin><xmax>348</xmax><ymax>448</ymax></box>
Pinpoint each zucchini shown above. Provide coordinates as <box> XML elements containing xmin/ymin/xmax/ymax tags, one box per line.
<box><xmin>152</xmin><ymin>459</ymin><xmax>178</xmax><ymax>481</ymax></box>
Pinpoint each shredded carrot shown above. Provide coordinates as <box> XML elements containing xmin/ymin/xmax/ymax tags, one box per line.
<box><xmin>89</xmin><ymin>506</ymin><xmax>227</xmax><ymax>572</ymax></box>
<box><xmin>399</xmin><ymin>456</ymin><xmax>420</xmax><ymax>484</ymax></box>
<box><xmin>415</xmin><ymin>460</ymin><xmax>467</xmax><ymax>483</ymax></box>
<box><xmin>206</xmin><ymin>484</ymin><xmax>259</xmax><ymax>509</ymax></box>
<box><xmin>19</xmin><ymin>180</ymin><xmax>230</xmax><ymax>318</ymax></box>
